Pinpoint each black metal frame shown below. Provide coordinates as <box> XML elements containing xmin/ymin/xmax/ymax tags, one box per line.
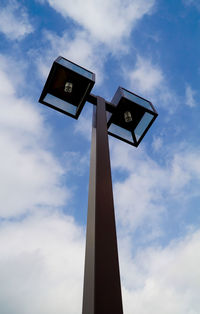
<box><xmin>107</xmin><ymin>87</ymin><xmax>158</xmax><ymax>147</ymax></box>
<box><xmin>39</xmin><ymin>56</ymin><xmax>95</xmax><ymax>119</ymax></box>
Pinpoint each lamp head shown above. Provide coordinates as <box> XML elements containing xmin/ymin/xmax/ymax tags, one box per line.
<box><xmin>107</xmin><ymin>87</ymin><xmax>158</xmax><ymax>147</ymax></box>
<box><xmin>64</xmin><ymin>82</ymin><xmax>73</xmax><ymax>93</ymax></box>
<box><xmin>39</xmin><ymin>56</ymin><xmax>95</xmax><ymax>119</ymax></box>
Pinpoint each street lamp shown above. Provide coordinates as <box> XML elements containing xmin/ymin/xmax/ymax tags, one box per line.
<box><xmin>39</xmin><ymin>56</ymin><xmax>158</xmax><ymax>314</ymax></box>
<box><xmin>107</xmin><ymin>87</ymin><xmax>157</xmax><ymax>147</ymax></box>
<box><xmin>39</xmin><ymin>56</ymin><xmax>95</xmax><ymax>119</ymax></box>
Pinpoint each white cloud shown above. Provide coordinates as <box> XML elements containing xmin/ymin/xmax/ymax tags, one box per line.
<box><xmin>169</xmin><ymin>151</ymin><xmax>200</xmax><ymax>194</ymax></box>
<box><xmin>0</xmin><ymin>0</ymin><xmax>34</xmax><ymax>40</ymax></box>
<box><xmin>152</xmin><ymin>136</ymin><xmax>163</xmax><ymax>152</ymax></box>
<box><xmin>185</xmin><ymin>84</ymin><xmax>198</xmax><ymax>107</ymax></box>
<box><xmin>40</xmin><ymin>0</ymin><xmax>155</xmax><ymax>45</ymax></box>
<box><xmin>128</xmin><ymin>56</ymin><xmax>164</xmax><ymax>93</ymax></box>
<box><xmin>112</xmin><ymin>143</ymin><xmax>165</xmax><ymax>234</ymax></box>
<box><xmin>35</xmin><ymin>30</ymin><xmax>106</xmax><ymax>85</ymax></box>
<box><xmin>125</xmin><ymin>55</ymin><xmax>179</xmax><ymax>113</ymax></box>
<box><xmin>0</xmin><ymin>211</ymin><xmax>85</xmax><ymax>314</ymax></box>
<box><xmin>0</xmin><ymin>55</ymin><xmax>26</xmax><ymax>93</ymax></box>
<box><xmin>63</xmin><ymin>151</ymin><xmax>89</xmax><ymax>176</ymax></box>
<box><xmin>0</xmin><ymin>209</ymin><xmax>199</xmax><ymax>314</ymax></box>
<box><xmin>0</xmin><ymin>55</ymin><xmax>70</xmax><ymax>218</ymax></box>
<box><xmin>121</xmin><ymin>229</ymin><xmax>200</xmax><ymax>314</ymax></box>
<box><xmin>33</xmin><ymin>1</ymin><xmax>157</xmax><ymax>90</ymax></box>
<box><xmin>111</xmin><ymin>140</ymin><xmax>200</xmax><ymax>234</ymax></box>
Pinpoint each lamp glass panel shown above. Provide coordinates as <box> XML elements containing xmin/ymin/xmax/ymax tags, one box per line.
<box><xmin>44</xmin><ymin>93</ymin><xmax>77</xmax><ymax>115</ymax></box>
<box><xmin>57</xmin><ymin>58</ymin><xmax>93</xmax><ymax>80</ymax></box>
<box><xmin>134</xmin><ymin>112</ymin><xmax>154</xmax><ymax>141</ymax></box>
<box><xmin>108</xmin><ymin>123</ymin><xmax>133</xmax><ymax>142</ymax></box>
<box><xmin>123</xmin><ymin>90</ymin><xmax>152</xmax><ymax>110</ymax></box>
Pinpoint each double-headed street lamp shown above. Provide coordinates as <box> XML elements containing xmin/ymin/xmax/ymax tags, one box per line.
<box><xmin>39</xmin><ymin>56</ymin><xmax>158</xmax><ymax>314</ymax></box>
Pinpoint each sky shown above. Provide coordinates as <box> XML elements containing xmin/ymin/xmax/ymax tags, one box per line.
<box><xmin>0</xmin><ymin>0</ymin><xmax>200</xmax><ymax>313</ymax></box>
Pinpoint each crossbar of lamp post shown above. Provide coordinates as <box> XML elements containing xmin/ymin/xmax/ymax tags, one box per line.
<box><xmin>87</xmin><ymin>93</ymin><xmax>116</xmax><ymax>113</ymax></box>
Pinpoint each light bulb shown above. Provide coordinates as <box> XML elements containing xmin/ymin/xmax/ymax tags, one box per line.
<box><xmin>124</xmin><ymin>111</ymin><xmax>132</xmax><ymax>123</ymax></box>
<box><xmin>64</xmin><ymin>82</ymin><xmax>73</xmax><ymax>93</ymax></box>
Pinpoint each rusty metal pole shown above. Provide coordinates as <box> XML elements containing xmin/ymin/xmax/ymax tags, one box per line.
<box><xmin>82</xmin><ymin>96</ymin><xmax>123</xmax><ymax>314</ymax></box>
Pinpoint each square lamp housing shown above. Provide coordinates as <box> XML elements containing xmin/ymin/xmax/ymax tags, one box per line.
<box><xmin>39</xmin><ymin>56</ymin><xmax>95</xmax><ymax>119</ymax></box>
<box><xmin>107</xmin><ymin>87</ymin><xmax>158</xmax><ymax>147</ymax></box>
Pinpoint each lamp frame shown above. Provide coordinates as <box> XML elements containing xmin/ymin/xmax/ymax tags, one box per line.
<box><xmin>39</xmin><ymin>56</ymin><xmax>95</xmax><ymax>119</ymax></box>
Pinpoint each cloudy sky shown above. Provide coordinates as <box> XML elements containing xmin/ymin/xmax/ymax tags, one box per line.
<box><xmin>0</xmin><ymin>0</ymin><xmax>200</xmax><ymax>313</ymax></box>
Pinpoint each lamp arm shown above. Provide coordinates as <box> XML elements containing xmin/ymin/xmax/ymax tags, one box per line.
<box><xmin>87</xmin><ymin>93</ymin><xmax>115</xmax><ymax>113</ymax></box>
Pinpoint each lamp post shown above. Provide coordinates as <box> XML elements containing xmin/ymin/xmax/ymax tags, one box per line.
<box><xmin>39</xmin><ymin>56</ymin><xmax>158</xmax><ymax>314</ymax></box>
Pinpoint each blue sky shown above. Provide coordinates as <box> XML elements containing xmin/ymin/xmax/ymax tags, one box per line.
<box><xmin>0</xmin><ymin>0</ymin><xmax>200</xmax><ymax>313</ymax></box>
